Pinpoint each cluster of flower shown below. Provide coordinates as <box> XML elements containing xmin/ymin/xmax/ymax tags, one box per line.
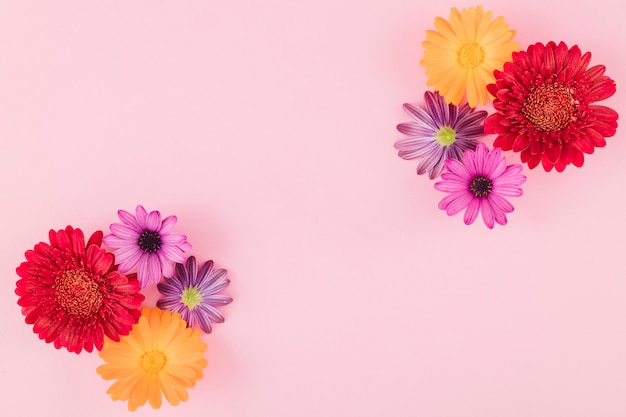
<box><xmin>15</xmin><ymin>205</ymin><xmax>232</xmax><ymax>411</ymax></box>
<box><xmin>395</xmin><ymin>6</ymin><xmax>618</xmax><ymax>228</ymax></box>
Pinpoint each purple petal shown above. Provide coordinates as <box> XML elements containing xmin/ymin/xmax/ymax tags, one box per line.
<box><xmin>185</xmin><ymin>256</ymin><xmax>198</xmax><ymax>285</ymax></box>
<box><xmin>109</xmin><ymin>223</ymin><xmax>141</xmax><ymax>240</ymax></box>
<box><xmin>204</xmin><ymin>294</ymin><xmax>233</xmax><ymax>306</ymax></box>
<box><xmin>160</xmin><ymin>215</ymin><xmax>178</xmax><ymax>235</ymax></box>
<box><xmin>396</xmin><ymin>122</ymin><xmax>436</xmax><ymax>137</ymax></box>
<box><xmin>160</xmin><ymin>244</ymin><xmax>187</xmax><ymax>263</ymax></box>
<box><xmin>145</xmin><ymin>210</ymin><xmax>161</xmax><ymax>232</ymax></box>
<box><xmin>117</xmin><ymin>209</ymin><xmax>140</xmax><ymax>229</ymax></box>
<box><xmin>160</xmin><ymin>233</ymin><xmax>188</xmax><ymax>245</ymax></box>
<box><xmin>114</xmin><ymin>245</ymin><xmax>144</xmax><ymax>272</ymax></box>
<box><xmin>416</xmin><ymin>147</ymin><xmax>445</xmax><ymax>177</ymax></box>
<box><xmin>203</xmin><ymin>270</ymin><xmax>228</xmax><ymax>291</ymax></box>
<box><xmin>403</xmin><ymin>102</ymin><xmax>438</xmax><ymax>130</ymax></box>
<box><xmin>159</xmin><ymin>254</ymin><xmax>174</xmax><ymax>278</ymax></box>
<box><xmin>396</xmin><ymin>139</ymin><xmax>439</xmax><ymax>160</ymax></box>
<box><xmin>102</xmin><ymin>235</ymin><xmax>136</xmax><ymax>249</ymax></box>
<box><xmin>135</xmin><ymin>205</ymin><xmax>148</xmax><ymax>226</ymax></box>
<box><xmin>193</xmin><ymin>309</ymin><xmax>214</xmax><ymax>333</ymax></box>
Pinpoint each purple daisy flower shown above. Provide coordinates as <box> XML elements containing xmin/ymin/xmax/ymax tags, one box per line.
<box><xmin>103</xmin><ymin>205</ymin><xmax>191</xmax><ymax>287</ymax></box>
<box><xmin>157</xmin><ymin>256</ymin><xmax>232</xmax><ymax>334</ymax></box>
<box><xmin>395</xmin><ymin>90</ymin><xmax>488</xmax><ymax>179</ymax></box>
<box><xmin>434</xmin><ymin>143</ymin><xmax>526</xmax><ymax>228</ymax></box>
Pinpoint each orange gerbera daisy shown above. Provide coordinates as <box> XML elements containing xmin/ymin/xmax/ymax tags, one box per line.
<box><xmin>97</xmin><ymin>307</ymin><xmax>208</xmax><ymax>411</ymax></box>
<box><xmin>421</xmin><ymin>6</ymin><xmax>518</xmax><ymax>108</ymax></box>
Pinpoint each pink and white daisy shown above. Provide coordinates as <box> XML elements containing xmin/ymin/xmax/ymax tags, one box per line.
<box><xmin>103</xmin><ymin>205</ymin><xmax>191</xmax><ymax>287</ymax></box>
<box><xmin>434</xmin><ymin>143</ymin><xmax>526</xmax><ymax>228</ymax></box>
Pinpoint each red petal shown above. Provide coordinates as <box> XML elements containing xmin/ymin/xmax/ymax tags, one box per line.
<box><xmin>571</xmin><ymin>147</ymin><xmax>585</xmax><ymax>167</ymax></box>
<box><xmin>585</xmin><ymin>127</ymin><xmax>607</xmax><ymax>147</ymax></box>
<box><xmin>483</xmin><ymin>114</ymin><xmax>502</xmax><ymax>134</ymax></box>
<box><xmin>546</xmin><ymin>144</ymin><xmax>562</xmax><ymax>164</ymax></box>
<box><xmin>87</xmin><ymin>230</ymin><xmax>103</xmax><ymax>248</ymax></box>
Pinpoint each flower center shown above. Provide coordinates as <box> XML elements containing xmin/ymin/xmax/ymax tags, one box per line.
<box><xmin>54</xmin><ymin>269</ymin><xmax>103</xmax><ymax>317</ymax></box>
<box><xmin>141</xmin><ymin>351</ymin><xmax>166</xmax><ymax>373</ymax></box>
<box><xmin>522</xmin><ymin>83</ymin><xmax>575</xmax><ymax>131</ymax></box>
<box><xmin>435</xmin><ymin>126</ymin><xmax>456</xmax><ymax>146</ymax></box>
<box><xmin>470</xmin><ymin>176</ymin><xmax>492</xmax><ymax>197</ymax></box>
<box><xmin>138</xmin><ymin>230</ymin><xmax>162</xmax><ymax>253</ymax></box>
<box><xmin>458</xmin><ymin>43</ymin><xmax>484</xmax><ymax>69</ymax></box>
<box><xmin>181</xmin><ymin>286</ymin><xmax>203</xmax><ymax>310</ymax></box>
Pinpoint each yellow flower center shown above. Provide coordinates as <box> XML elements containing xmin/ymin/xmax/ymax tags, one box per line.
<box><xmin>54</xmin><ymin>269</ymin><xmax>103</xmax><ymax>317</ymax></box>
<box><xmin>435</xmin><ymin>126</ymin><xmax>456</xmax><ymax>146</ymax></box>
<box><xmin>181</xmin><ymin>286</ymin><xmax>203</xmax><ymax>310</ymax></box>
<box><xmin>458</xmin><ymin>43</ymin><xmax>484</xmax><ymax>69</ymax></box>
<box><xmin>142</xmin><ymin>351</ymin><xmax>166</xmax><ymax>373</ymax></box>
<box><xmin>522</xmin><ymin>83</ymin><xmax>575</xmax><ymax>131</ymax></box>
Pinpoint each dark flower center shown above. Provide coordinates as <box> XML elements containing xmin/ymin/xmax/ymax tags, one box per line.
<box><xmin>54</xmin><ymin>269</ymin><xmax>103</xmax><ymax>317</ymax></box>
<box><xmin>138</xmin><ymin>230</ymin><xmax>162</xmax><ymax>252</ymax></box>
<box><xmin>522</xmin><ymin>83</ymin><xmax>575</xmax><ymax>131</ymax></box>
<box><xmin>470</xmin><ymin>176</ymin><xmax>492</xmax><ymax>197</ymax></box>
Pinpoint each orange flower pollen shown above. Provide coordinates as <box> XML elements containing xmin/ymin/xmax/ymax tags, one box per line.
<box><xmin>523</xmin><ymin>83</ymin><xmax>575</xmax><ymax>132</ymax></box>
<box><xmin>54</xmin><ymin>269</ymin><xmax>102</xmax><ymax>316</ymax></box>
<box><xmin>142</xmin><ymin>351</ymin><xmax>166</xmax><ymax>373</ymax></box>
<box><xmin>458</xmin><ymin>43</ymin><xmax>484</xmax><ymax>69</ymax></box>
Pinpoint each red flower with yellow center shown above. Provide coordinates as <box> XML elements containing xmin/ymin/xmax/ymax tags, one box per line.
<box><xmin>484</xmin><ymin>41</ymin><xmax>618</xmax><ymax>172</ymax></box>
<box><xmin>16</xmin><ymin>226</ymin><xmax>145</xmax><ymax>353</ymax></box>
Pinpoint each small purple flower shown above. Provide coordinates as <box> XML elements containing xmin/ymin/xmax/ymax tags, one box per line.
<box><xmin>157</xmin><ymin>256</ymin><xmax>232</xmax><ymax>334</ymax></box>
<box><xmin>395</xmin><ymin>91</ymin><xmax>488</xmax><ymax>179</ymax></box>
<box><xmin>103</xmin><ymin>205</ymin><xmax>191</xmax><ymax>287</ymax></box>
<box><xmin>434</xmin><ymin>143</ymin><xmax>526</xmax><ymax>228</ymax></box>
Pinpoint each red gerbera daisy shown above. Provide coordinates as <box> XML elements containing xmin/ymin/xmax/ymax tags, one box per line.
<box><xmin>484</xmin><ymin>41</ymin><xmax>618</xmax><ymax>172</ymax></box>
<box><xmin>16</xmin><ymin>226</ymin><xmax>145</xmax><ymax>354</ymax></box>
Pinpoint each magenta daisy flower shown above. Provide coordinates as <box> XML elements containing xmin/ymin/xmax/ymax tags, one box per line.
<box><xmin>157</xmin><ymin>256</ymin><xmax>232</xmax><ymax>334</ymax></box>
<box><xmin>395</xmin><ymin>90</ymin><xmax>488</xmax><ymax>179</ymax></box>
<box><xmin>434</xmin><ymin>143</ymin><xmax>526</xmax><ymax>228</ymax></box>
<box><xmin>103</xmin><ymin>205</ymin><xmax>191</xmax><ymax>287</ymax></box>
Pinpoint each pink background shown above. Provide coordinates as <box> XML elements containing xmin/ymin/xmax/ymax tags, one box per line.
<box><xmin>1</xmin><ymin>0</ymin><xmax>624</xmax><ymax>416</ymax></box>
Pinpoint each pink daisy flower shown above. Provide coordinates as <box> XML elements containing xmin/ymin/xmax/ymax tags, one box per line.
<box><xmin>103</xmin><ymin>205</ymin><xmax>191</xmax><ymax>287</ymax></box>
<box><xmin>434</xmin><ymin>143</ymin><xmax>526</xmax><ymax>228</ymax></box>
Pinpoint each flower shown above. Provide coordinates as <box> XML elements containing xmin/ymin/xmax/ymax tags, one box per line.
<box><xmin>157</xmin><ymin>256</ymin><xmax>232</xmax><ymax>334</ymax></box>
<box><xmin>97</xmin><ymin>307</ymin><xmax>208</xmax><ymax>411</ymax></box>
<box><xmin>15</xmin><ymin>226</ymin><xmax>144</xmax><ymax>353</ymax></box>
<box><xmin>103</xmin><ymin>205</ymin><xmax>192</xmax><ymax>287</ymax></box>
<box><xmin>434</xmin><ymin>143</ymin><xmax>526</xmax><ymax>228</ymax></box>
<box><xmin>421</xmin><ymin>6</ymin><xmax>519</xmax><ymax>108</ymax></box>
<box><xmin>395</xmin><ymin>91</ymin><xmax>488</xmax><ymax>179</ymax></box>
<box><xmin>484</xmin><ymin>41</ymin><xmax>618</xmax><ymax>172</ymax></box>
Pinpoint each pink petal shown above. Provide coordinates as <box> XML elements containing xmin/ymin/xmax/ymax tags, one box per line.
<box><xmin>146</xmin><ymin>210</ymin><xmax>162</xmax><ymax>232</ymax></box>
<box><xmin>463</xmin><ymin>198</ymin><xmax>480</xmax><ymax>225</ymax></box>
<box><xmin>480</xmin><ymin>199</ymin><xmax>496</xmax><ymax>229</ymax></box>
<box><xmin>160</xmin><ymin>215</ymin><xmax>178</xmax><ymax>235</ymax></box>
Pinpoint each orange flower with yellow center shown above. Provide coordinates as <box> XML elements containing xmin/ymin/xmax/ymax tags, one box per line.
<box><xmin>97</xmin><ymin>307</ymin><xmax>208</xmax><ymax>411</ymax></box>
<box><xmin>421</xmin><ymin>6</ymin><xmax>519</xmax><ymax>108</ymax></box>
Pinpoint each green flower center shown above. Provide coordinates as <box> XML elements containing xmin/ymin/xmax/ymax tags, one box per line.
<box><xmin>470</xmin><ymin>176</ymin><xmax>492</xmax><ymax>197</ymax></box>
<box><xmin>141</xmin><ymin>351</ymin><xmax>166</xmax><ymax>373</ymax></box>
<box><xmin>435</xmin><ymin>126</ymin><xmax>456</xmax><ymax>146</ymax></box>
<box><xmin>181</xmin><ymin>286</ymin><xmax>203</xmax><ymax>310</ymax></box>
<box><xmin>458</xmin><ymin>43</ymin><xmax>484</xmax><ymax>69</ymax></box>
